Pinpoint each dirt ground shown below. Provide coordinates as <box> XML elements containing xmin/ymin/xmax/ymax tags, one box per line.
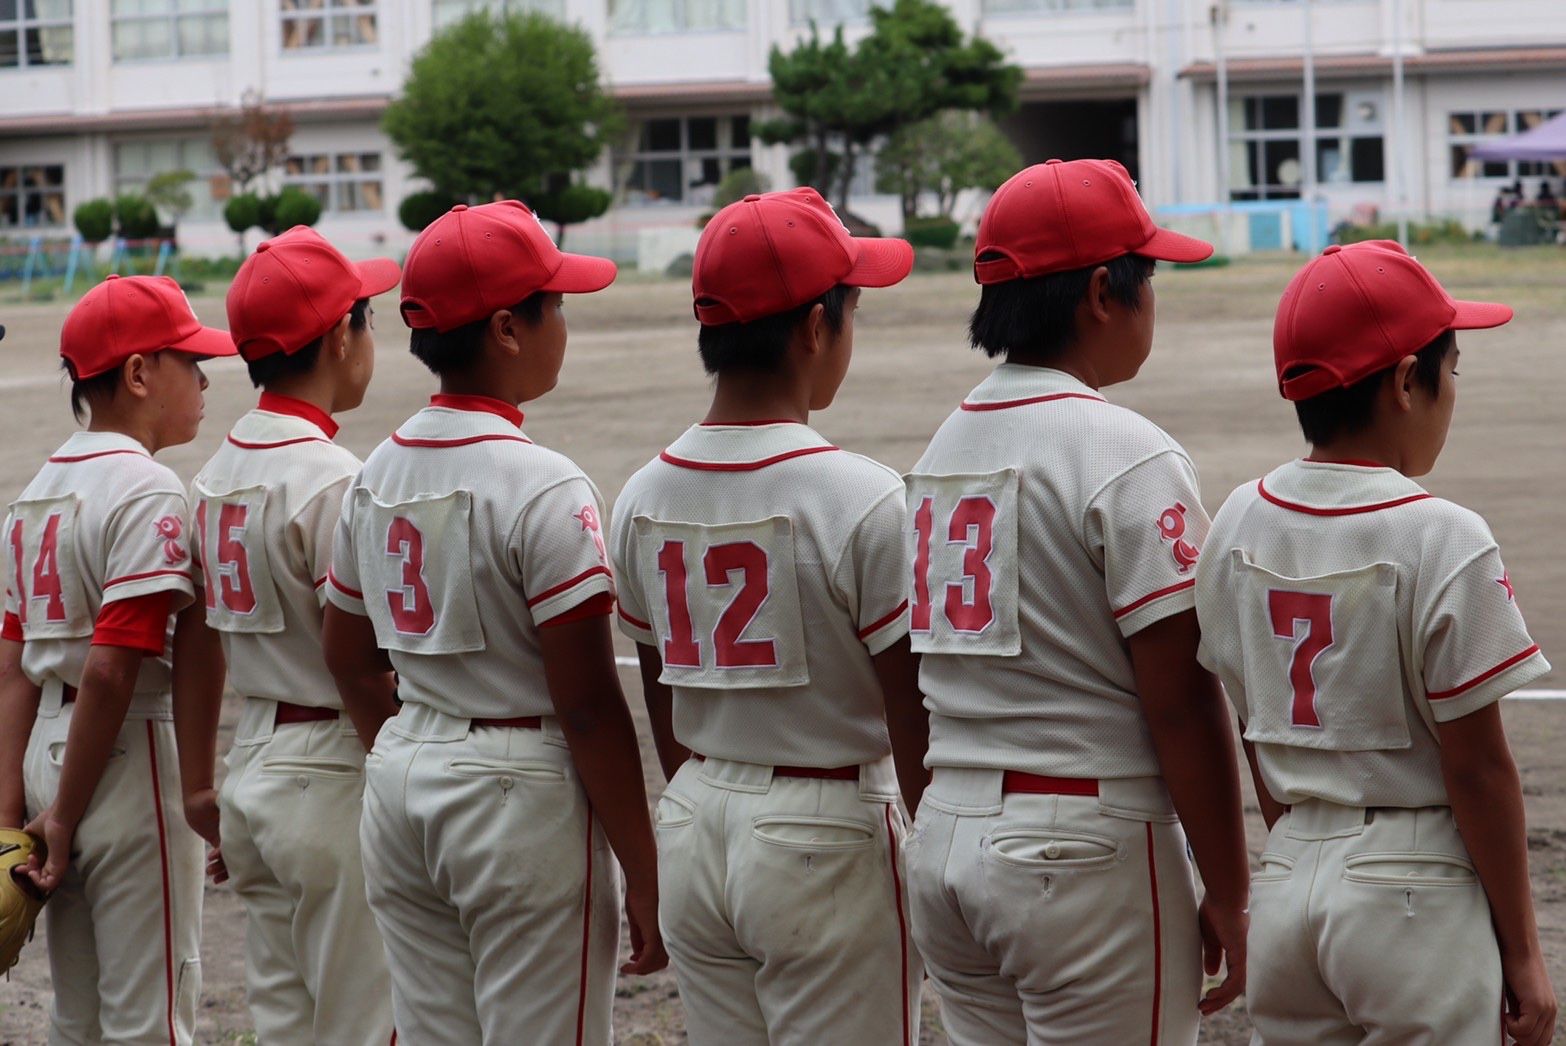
<box><xmin>1</xmin><ymin>246</ymin><xmax>1563</xmax><ymax>1044</ymax></box>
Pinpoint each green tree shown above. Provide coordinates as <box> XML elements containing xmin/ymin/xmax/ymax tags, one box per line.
<box><xmin>270</xmin><ymin>187</ymin><xmax>322</xmax><ymax>232</ymax></box>
<box><xmin>399</xmin><ymin>190</ymin><xmax>457</xmax><ymax>232</ymax></box>
<box><xmin>144</xmin><ymin>170</ymin><xmax>197</xmax><ymax>236</ymax></box>
<box><xmin>73</xmin><ymin>199</ymin><xmax>113</xmax><ymax>245</ymax></box>
<box><xmin>876</xmin><ymin>111</ymin><xmax>1021</xmax><ymax>225</ymax></box>
<box><xmin>383</xmin><ymin>11</ymin><xmax>622</xmax><ymax>214</ymax></box>
<box><xmin>534</xmin><ymin>182</ymin><xmax>612</xmax><ymax>246</ymax></box>
<box><xmin>113</xmin><ymin>194</ymin><xmax>160</xmax><ymax>240</ymax></box>
<box><xmin>224</xmin><ymin>193</ymin><xmax>261</xmax><ymax>255</ymax></box>
<box><xmin>758</xmin><ymin>0</ymin><xmax>1020</xmax><ymax>211</ymax></box>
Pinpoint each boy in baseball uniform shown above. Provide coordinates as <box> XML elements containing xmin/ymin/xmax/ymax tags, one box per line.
<box><xmin>610</xmin><ymin>187</ymin><xmax>925</xmax><ymax>1045</ymax></box>
<box><xmin>320</xmin><ymin>201</ymin><xmax>665</xmax><ymax>1044</ymax></box>
<box><xmin>174</xmin><ymin>226</ymin><xmax>399</xmax><ymax>1044</ymax></box>
<box><xmin>0</xmin><ymin>275</ymin><xmax>236</xmax><ymax>1043</ymax></box>
<box><xmin>902</xmin><ymin>160</ymin><xmax>1250</xmax><ymax>1044</ymax></box>
<box><xmin>1195</xmin><ymin>240</ymin><xmax>1556</xmax><ymax>1046</ymax></box>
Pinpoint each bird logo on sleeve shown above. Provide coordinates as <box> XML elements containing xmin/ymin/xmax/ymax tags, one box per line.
<box><xmin>154</xmin><ymin>515</ymin><xmax>188</xmax><ymax>566</ymax></box>
<box><xmin>1156</xmin><ymin>502</ymin><xmax>1201</xmax><ymax>574</ymax></box>
<box><xmin>574</xmin><ymin>505</ymin><xmax>608</xmax><ymax>565</ymax></box>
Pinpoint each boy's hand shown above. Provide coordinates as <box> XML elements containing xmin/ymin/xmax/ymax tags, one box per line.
<box><xmin>1504</xmin><ymin>951</ymin><xmax>1557</xmax><ymax>1046</ymax></box>
<box><xmin>205</xmin><ymin>843</ymin><xmax>228</xmax><ymax>885</ymax></box>
<box><xmin>621</xmin><ymin>881</ymin><xmax>668</xmax><ymax>975</ymax></box>
<box><xmin>1197</xmin><ymin>896</ymin><xmax>1247</xmax><ymax>1015</ymax></box>
<box><xmin>182</xmin><ymin>786</ymin><xmax>221</xmax><ymax>850</ymax></box>
<box><xmin>20</xmin><ymin>807</ymin><xmax>74</xmax><ymax>894</ymax></box>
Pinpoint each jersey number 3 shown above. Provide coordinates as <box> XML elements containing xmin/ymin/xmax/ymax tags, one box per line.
<box><xmin>386</xmin><ymin>516</ymin><xmax>436</xmax><ymax>636</ymax></box>
<box><xmin>657</xmin><ymin>539</ymin><xmax>774</xmax><ymax>668</ymax></box>
<box><xmin>1268</xmin><ymin>590</ymin><xmax>1334</xmax><ymax>729</ymax></box>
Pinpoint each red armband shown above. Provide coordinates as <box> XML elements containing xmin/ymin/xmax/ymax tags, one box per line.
<box><xmin>2</xmin><ymin>611</ymin><xmax>22</xmax><ymax>642</ymax></box>
<box><xmin>538</xmin><ymin>591</ymin><xmax>615</xmax><ymax>629</ymax></box>
<box><xmin>92</xmin><ymin>591</ymin><xmax>174</xmax><ymax>656</ymax></box>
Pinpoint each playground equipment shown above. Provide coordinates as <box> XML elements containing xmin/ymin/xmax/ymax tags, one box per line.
<box><xmin>0</xmin><ymin>236</ymin><xmax>179</xmax><ymax>297</ymax></box>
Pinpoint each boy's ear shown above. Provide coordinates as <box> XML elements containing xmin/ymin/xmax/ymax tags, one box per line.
<box><xmin>488</xmin><ymin>309</ymin><xmax>523</xmax><ymax>359</ymax></box>
<box><xmin>799</xmin><ymin>302</ymin><xmax>827</xmax><ymax>358</ymax></box>
<box><xmin>330</xmin><ymin>313</ymin><xmax>352</xmax><ymax>360</ymax></box>
<box><xmin>1390</xmin><ymin>354</ymin><xmax>1420</xmax><ymax>412</ymax></box>
<box><xmin>121</xmin><ymin>353</ymin><xmax>152</xmax><ymax>401</ymax></box>
<box><xmin>1082</xmin><ymin>266</ymin><xmax>1114</xmax><ymax>324</ymax></box>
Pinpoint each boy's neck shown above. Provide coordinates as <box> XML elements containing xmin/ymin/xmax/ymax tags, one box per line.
<box><xmin>1006</xmin><ymin>345</ymin><xmax>1105</xmax><ymax>391</ymax></box>
<box><xmin>262</xmin><ymin>370</ymin><xmax>340</xmax><ymax>417</ymax></box>
<box><xmin>703</xmin><ymin>372</ymin><xmax>810</xmax><ymax>426</ymax></box>
<box><xmin>438</xmin><ymin>369</ymin><xmax>524</xmax><ymax>408</ymax></box>
<box><xmin>86</xmin><ymin>409</ymin><xmax>160</xmax><ymax>455</ymax></box>
<box><xmin>1305</xmin><ymin>437</ymin><xmax>1404</xmax><ymax>474</ymax></box>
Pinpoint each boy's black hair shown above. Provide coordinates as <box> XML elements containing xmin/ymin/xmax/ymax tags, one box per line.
<box><xmin>408</xmin><ymin>293</ymin><xmax>547</xmax><ymax>376</ymax></box>
<box><xmin>246</xmin><ymin>298</ymin><xmax>371</xmax><ymax>389</ymax></box>
<box><xmin>1291</xmin><ymin>329</ymin><xmax>1455</xmax><ymax>446</ymax></box>
<box><xmin>696</xmin><ymin>285</ymin><xmax>851</xmax><ymax>376</ymax></box>
<box><xmin>65</xmin><ymin>361</ymin><xmax>121</xmax><ymax>423</ymax></box>
<box><xmin>968</xmin><ymin>253</ymin><xmax>1156</xmax><ymax>363</ymax></box>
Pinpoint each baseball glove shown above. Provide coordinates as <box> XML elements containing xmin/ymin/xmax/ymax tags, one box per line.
<box><xmin>0</xmin><ymin>828</ymin><xmax>47</xmax><ymax>975</ymax></box>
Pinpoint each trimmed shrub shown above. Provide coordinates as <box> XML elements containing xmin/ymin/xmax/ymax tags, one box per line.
<box><xmin>399</xmin><ymin>190</ymin><xmax>457</xmax><ymax>232</ymax></box>
<box><xmin>73</xmin><ymin>199</ymin><xmax>114</xmax><ymax>244</ymax></box>
<box><xmin>902</xmin><ymin>215</ymin><xmax>960</xmax><ymax>250</ymax></box>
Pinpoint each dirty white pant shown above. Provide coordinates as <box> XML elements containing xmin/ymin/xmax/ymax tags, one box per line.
<box><xmin>359</xmin><ymin>701</ymin><xmax>622</xmax><ymax>1046</ymax></box>
<box><xmin>904</xmin><ymin>768</ymin><xmax>1201</xmax><ymax>1046</ymax></box>
<box><xmin>1247</xmin><ymin>800</ymin><xmax>1503</xmax><ymax>1045</ymax></box>
<box><xmin>219</xmin><ymin>697</ymin><xmax>394</xmax><ymax>1046</ymax></box>
<box><xmin>653</xmin><ymin>754</ymin><xmax>921</xmax><ymax>1046</ymax></box>
<box><xmin>22</xmin><ymin>686</ymin><xmax>204</xmax><ymax>1046</ymax></box>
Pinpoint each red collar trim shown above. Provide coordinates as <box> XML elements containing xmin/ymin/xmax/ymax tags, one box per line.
<box><xmin>48</xmin><ymin>448</ymin><xmax>148</xmax><ymax>463</ymax></box>
<box><xmin>659</xmin><ymin>444</ymin><xmax>839</xmax><ymax>472</ymax></box>
<box><xmin>430</xmin><ymin>394</ymin><xmax>524</xmax><ymax>427</ymax></box>
<box><xmin>698</xmin><ymin>419</ymin><xmax>804</xmax><ymax>427</ymax></box>
<box><xmin>258</xmin><ymin>392</ymin><xmax>339</xmax><ymax>439</ymax></box>
<box><xmin>959</xmin><ymin>392</ymin><xmax>1105</xmax><ymax>412</ymax></box>
<box><xmin>1257</xmin><ymin>477</ymin><xmax>1432</xmax><ymax>517</ymax></box>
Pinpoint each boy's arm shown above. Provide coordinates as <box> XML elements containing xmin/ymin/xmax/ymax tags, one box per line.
<box><xmin>171</xmin><ymin>594</ymin><xmax>225</xmax><ymax>850</ymax></box>
<box><xmin>1438</xmin><ymin>704</ymin><xmax>1557</xmax><ymax>1046</ymax></box>
<box><xmin>1127</xmin><ymin>608</ymin><xmax>1249</xmax><ymax>1016</ymax></box>
<box><xmin>872</xmin><ymin>636</ymin><xmax>928</xmax><ymax>813</ymax></box>
<box><xmin>540</xmin><ymin>614</ymin><xmax>667</xmax><ymax>976</ymax></box>
<box><xmin>0</xmin><ymin>637</ymin><xmax>40</xmax><ymax>827</ymax></box>
<box><xmin>321</xmin><ymin>603</ymin><xmax>397</xmax><ymax>751</ymax></box>
<box><xmin>634</xmin><ymin>642</ymin><xmax>689</xmax><ymax>782</ymax></box>
<box><xmin>1242</xmin><ymin>736</ymin><xmax>1288</xmax><ymax>829</ymax></box>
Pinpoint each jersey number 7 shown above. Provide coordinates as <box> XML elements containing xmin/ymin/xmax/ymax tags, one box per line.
<box><xmin>1268</xmin><ymin>590</ymin><xmax>1334</xmax><ymax>729</ymax></box>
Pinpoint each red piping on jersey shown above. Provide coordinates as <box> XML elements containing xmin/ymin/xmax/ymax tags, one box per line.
<box><xmin>258</xmin><ymin>391</ymin><xmax>339</xmax><ymax>439</ymax></box>
<box><xmin>884</xmin><ymin>803</ymin><xmax>912</xmax><ymax>1046</ymax></box>
<box><xmin>1256</xmin><ymin>478</ymin><xmax>1433</xmax><ymax>516</ymax></box>
<box><xmin>47</xmin><ymin>448</ymin><xmax>147</xmax><ymax>463</ymax></box>
<box><xmin>527</xmin><ymin>566</ymin><xmax>612</xmax><ymax>609</ymax></box>
<box><xmin>227</xmin><ymin>434</ymin><xmax>330</xmax><ymax>451</ymax></box>
<box><xmin>959</xmin><ymin>392</ymin><xmax>1105</xmax><ymax>412</ymax></box>
<box><xmin>697</xmin><ymin>419</ymin><xmax>802</xmax><ymax>427</ymax></box>
<box><xmin>390</xmin><ymin>432</ymin><xmax>534</xmax><ymax>449</ymax></box>
<box><xmin>574</xmin><ymin>807</ymin><xmax>594</xmax><ymax>1046</ymax></box>
<box><xmin>1146</xmin><ymin>822</ymin><xmax>1162</xmax><ymax>1046</ymax></box>
<box><xmin>328</xmin><ymin>571</ymin><xmax>363</xmax><ymax>600</ymax></box>
<box><xmin>617</xmin><ymin>604</ymin><xmax>651</xmax><ymax>630</ymax></box>
<box><xmin>1428</xmin><ymin>645</ymin><xmax>1541</xmax><ymax>700</ymax></box>
<box><xmin>313</xmin><ymin>576</ymin><xmax>327</xmax><ymax>590</ymax></box>
<box><xmin>430</xmin><ymin>393</ymin><xmax>524</xmax><ymax>427</ymax></box>
<box><xmin>1113</xmin><ymin>579</ymin><xmax>1195</xmax><ymax>619</ymax></box>
<box><xmin>146</xmin><ymin>721</ymin><xmax>178</xmax><ymax>1046</ymax></box>
<box><xmin>658</xmin><ymin>445</ymin><xmax>839</xmax><ymax>471</ymax></box>
<box><xmin>104</xmin><ymin>568</ymin><xmax>191</xmax><ymax>590</ymax></box>
<box><xmin>858</xmin><ymin>601</ymin><xmax>909</xmax><ymax>641</ymax></box>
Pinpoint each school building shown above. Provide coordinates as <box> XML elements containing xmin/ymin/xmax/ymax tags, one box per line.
<box><xmin>0</xmin><ymin>0</ymin><xmax>1561</xmax><ymax>262</ymax></box>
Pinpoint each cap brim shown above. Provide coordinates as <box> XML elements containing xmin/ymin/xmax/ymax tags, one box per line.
<box><xmin>1450</xmin><ymin>299</ymin><xmax>1513</xmax><ymax>330</ymax></box>
<box><xmin>1140</xmin><ymin>226</ymin><xmax>1216</xmax><ymax>264</ymax></box>
<box><xmin>541</xmin><ymin>253</ymin><xmax>618</xmax><ymax>294</ymax></box>
<box><xmin>168</xmin><ymin>325</ymin><xmax>239</xmax><ymax>360</ymax></box>
<box><xmin>845</xmin><ymin>237</ymin><xmax>915</xmax><ymax>288</ymax></box>
<box><xmin>355</xmin><ymin>257</ymin><xmax>402</xmax><ymax>298</ymax></box>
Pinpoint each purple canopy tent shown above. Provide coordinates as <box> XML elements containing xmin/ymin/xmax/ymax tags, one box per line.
<box><xmin>1470</xmin><ymin>111</ymin><xmax>1566</xmax><ymax>161</ymax></box>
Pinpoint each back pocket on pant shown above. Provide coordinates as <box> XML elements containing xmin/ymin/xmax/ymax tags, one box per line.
<box><xmin>751</xmin><ymin>815</ymin><xmax>876</xmax><ymax>851</ymax></box>
<box><xmin>986</xmin><ymin>829</ymin><xmax>1121</xmax><ymax>871</ymax></box>
<box><xmin>1342</xmin><ymin>852</ymin><xmax>1477</xmax><ymax>886</ymax></box>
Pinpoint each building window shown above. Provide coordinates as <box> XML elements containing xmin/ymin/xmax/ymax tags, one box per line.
<box><xmin>789</xmin><ymin>0</ymin><xmax>870</xmax><ymax>24</ymax></box>
<box><xmin>981</xmin><ymin>0</ymin><xmax>1131</xmax><ymax>14</ymax></box>
<box><xmin>284</xmin><ymin>152</ymin><xmax>384</xmax><ymax>213</ymax></box>
<box><xmin>113</xmin><ymin>139</ymin><xmax>225</xmax><ymax>221</ymax></box>
<box><xmin>280</xmin><ymin>0</ymin><xmax>378</xmax><ymax>50</ymax></box>
<box><xmin>112</xmin><ymin>0</ymin><xmax>228</xmax><ymax>60</ymax></box>
<box><xmin>1449</xmin><ymin>110</ymin><xmax>1566</xmax><ymax>181</ymax></box>
<box><xmin>1228</xmin><ymin>91</ymin><xmax>1384</xmax><ymax>201</ymax></box>
<box><xmin>0</xmin><ymin>0</ymin><xmax>73</xmax><ymax>68</ymax></box>
<box><xmin>615</xmin><ymin>115</ymin><xmax>751</xmax><ymax>207</ymax></box>
<box><xmin>432</xmin><ymin>0</ymin><xmax>562</xmax><ymax>28</ymax></box>
<box><xmin>0</xmin><ymin>165</ymin><xmax>66</xmax><ymax>228</ymax></box>
<box><xmin>608</xmin><ymin>0</ymin><xmax>744</xmax><ymax>34</ymax></box>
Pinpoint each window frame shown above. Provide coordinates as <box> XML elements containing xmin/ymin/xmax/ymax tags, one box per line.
<box><xmin>279</xmin><ymin>0</ymin><xmax>380</xmax><ymax>52</ymax></box>
<box><xmin>0</xmin><ymin>164</ymin><xmax>68</xmax><ymax>230</ymax></box>
<box><xmin>1227</xmin><ymin>89</ymin><xmax>1385</xmax><ymax>201</ymax></box>
<box><xmin>0</xmin><ymin>0</ymin><xmax>74</xmax><ymax>71</ymax></box>
<box><xmin>110</xmin><ymin>0</ymin><xmax>229</xmax><ymax>62</ymax></box>
<box><xmin>614</xmin><ymin>114</ymin><xmax>753</xmax><ymax>208</ymax></box>
<box><xmin>979</xmin><ymin>0</ymin><xmax>1133</xmax><ymax>18</ymax></box>
<box><xmin>111</xmin><ymin>137</ymin><xmax>226</xmax><ymax>222</ymax></box>
<box><xmin>606</xmin><ymin>0</ymin><xmax>746</xmax><ymax>36</ymax></box>
<box><xmin>1447</xmin><ymin>108</ymin><xmax>1566</xmax><ymax>183</ymax></box>
<box><xmin>282</xmin><ymin>150</ymin><xmax>386</xmax><ymax>215</ymax></box>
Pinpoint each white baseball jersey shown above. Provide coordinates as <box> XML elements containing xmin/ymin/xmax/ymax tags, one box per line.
<box><xmin>611</xmin><ymin>422</ymin><xmax>911</xmax><ymax>768</ymax></box>
<box><xmin>191</xmin><ymin>400</ymin><xmax>360</xmax><ymax>707</ymax></box>
<box><xmin>1195</xmin><ymin>459</ymin><xmax>1550</xmax><ymax>808</ymax></box>
<box><xmin>5</xmin><ymin>431</ymin><xmax>195</xmax><ymax>694</ymax></box>
<box><xmin>909</xmin><ymin>365</ymin><xmax>1210</xmax><ymax>779</ymax></box>
<box><xmin>326</xmin><ymin>397</ymin><xmax>613</xmax><ymax>718</ymax></box>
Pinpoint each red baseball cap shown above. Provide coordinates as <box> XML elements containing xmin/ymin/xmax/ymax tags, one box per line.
<box><xmin>692</xmin><ymin>188</ymin><xmax>914</xmax><ymax>325</ymax></box>
<box><xmin>400</xmin><ymin>201</ymin><xmax>617</xmax><ymax>332</ymax></box>
<box><xmin>1273</xmin><ymin>241</ymin><xmax>1512</xmax><ymax>401</ymax></box>
<box><xmin>974</xmin><ymin>159</ymin><xmax>1213</xmax><ymax>284</ymax></box>
<box><xmin>61</xmin><ymin>274</ymin><xmax>237</xmax><ymax>380</ymax></box>
<box><xmin>226</xmin><ymin>226</ymin><xmax>400</xmax><ymax>361</ymax></box>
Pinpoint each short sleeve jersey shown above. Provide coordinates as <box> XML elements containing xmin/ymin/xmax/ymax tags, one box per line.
<box><xmin>4</xmin><ymin>432</ymin><xmax>195</xmax><ymax>691</ymax></box>
<box><xmin>325</xmin><ymin>397</ymin><xmax>613</xmax><ymax>719</ymax></box>
<box><xmin>910</xmin><ymin>365</ymin><xmax>1210</xmax><ymax>780</ymax></box>
<box><xmin>190</xmin><ymin>399</ymin><xmax>361</xmax><ymax>707</ymax></box>
<box><xmin>1195</xmin><ymin>459</ymin><xmax>1549</xmax><ymax>808</ymax></box>
<box><xmin>611</xmin><ymin>423</ymin><xmax>910</xmax><ymax>768</ymax></box>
